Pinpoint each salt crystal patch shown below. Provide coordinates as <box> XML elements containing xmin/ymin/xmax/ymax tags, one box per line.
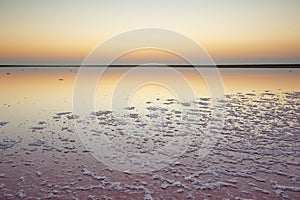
<box><xmin>161</xmin><ymin>183</ymin><xmax>169</xmax><ymax>189</ymax></box>
<box><xmin>0</xmin><ymin>121</ymin><xmax>9</xmax><ymax>126</ymax></box>
<box><xmin>30</xmin><ymin>126</ymin><xmax>45</xmax><ymax>131</ymax></box>
<box><xmin>17</xmin><ymin>189</ymin><xmax>26</xmax><ymax>198</ymax></box>
<box><xmin>36</xmin><ymin>171</ymin><xmax>42</xmax><ymax>177</ymax></box>
<box><xmin>28</xmin><ymin>140</ymin><xmax>45</xmax><ymax>147</ymax></box>
<box><xmin>110</xmin><ymin>182</ymin><xmax>121</xmax><ymax>191</ymax></box>
<box><xmin>0</xmin><ymin>139</ymin><xmax>16</xmax><ymax>150</ymax></box>
<box><xmin>0</xmin><ymin>183</ymin><xmax>5</xmax><ymax>189</ymax></box>
<box><xmin>144</xmin><ymin>193</ymin><xmax>153</xmax><ymax>200</ymax></box>
<box><xmin>56</xmin><ymin>111</ymin><xmax>72</xmax><ymax>116</ymax></box>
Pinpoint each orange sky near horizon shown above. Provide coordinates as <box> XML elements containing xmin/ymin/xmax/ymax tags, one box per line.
<box><xmin>0</xmin><ymin>0</ymin><xmax>300</xmax><ymax>64</ymax></box>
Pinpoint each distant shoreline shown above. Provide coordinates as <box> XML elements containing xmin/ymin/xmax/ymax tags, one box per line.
<box><xmin>0</xmin><ymin>64</ymin><xmax>300</xmax><ymax>68</ymax></box>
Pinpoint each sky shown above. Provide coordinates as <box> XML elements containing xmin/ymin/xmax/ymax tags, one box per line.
<box><xmin>0</xmin><ymin>0</ymin><xmax>300</xmax><ymax>65</ymax></box>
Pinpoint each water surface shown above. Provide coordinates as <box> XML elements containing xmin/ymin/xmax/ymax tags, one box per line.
<box><xmin>0</xmin><ymin>67</ymin><xmax>299</xmax><ymax>199</ymax></box>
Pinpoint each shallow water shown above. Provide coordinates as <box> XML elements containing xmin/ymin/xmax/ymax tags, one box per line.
<box><xmin>0</xmin><ymin>67</ymin><xmax>299</xmax><ymax>199</ymax></box>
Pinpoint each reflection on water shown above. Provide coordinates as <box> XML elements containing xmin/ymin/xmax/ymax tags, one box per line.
<box><xmin>0</xmin><ymin>67</ymin><xmax>299</xmax><ymax>199</ymax></box>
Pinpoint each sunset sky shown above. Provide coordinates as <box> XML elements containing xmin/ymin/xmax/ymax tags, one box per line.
<box><xmin>0</xmin><ymin>0</ymin><xmax>300</xmax><ymax>65</ymax></box>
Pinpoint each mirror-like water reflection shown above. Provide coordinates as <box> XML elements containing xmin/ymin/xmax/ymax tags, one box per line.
<box><xmin>0</xmin><ymin>67</ymin><xmax>299</xmax><ymax>199</ymax></box>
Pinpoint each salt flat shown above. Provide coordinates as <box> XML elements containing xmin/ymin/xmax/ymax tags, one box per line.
<box><xmin>0</xmin><ymin>67</ymin><xmax>299</xmax><ymax>199</ymax></box>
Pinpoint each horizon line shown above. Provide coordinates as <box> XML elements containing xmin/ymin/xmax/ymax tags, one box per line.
<box><xmin>0</xmin><ymin>64</ymin><xmax>300</xmax><ymax>68</ymax></box>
